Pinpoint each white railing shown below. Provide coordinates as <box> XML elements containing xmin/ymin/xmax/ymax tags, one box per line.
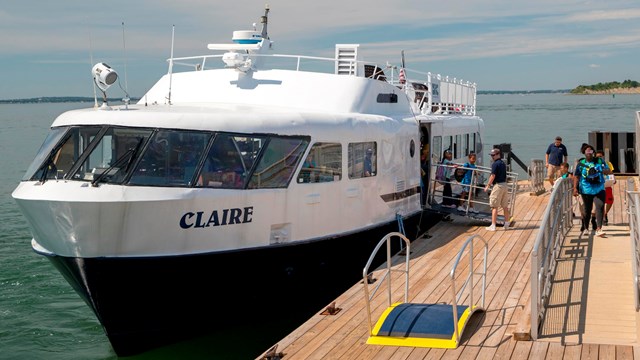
<box><xmin>529</xmin><ymin>159</ymin><xmax>546</xmax><ymax>195</ymax></box>
<box><xmin>626</xmin><ymin>178</ymin><xmax>640</xmax><ymax>310</ymax></box>
<box><xmin>167</xmin><ymin>53</ymin><xmax>477</xmax><ymax>117</ymax></box>
<box><xmin>450</xmin><ymin>234</ymin><xmax>488</xmax><ymax>344</ymax></box>
<box><xmin>530</xmin><ymin>177</ymin><xmax>573</xmax><ymax>339</ymax></box>
<box><xmin>362</xmin><ymin>232</ymin><xmax>411</xmax><ymax>335</ymax></box>
<box><xmin>430</xmin><ymin>163</ymin><xmax>518</xmax><ymax>216</ymax></box>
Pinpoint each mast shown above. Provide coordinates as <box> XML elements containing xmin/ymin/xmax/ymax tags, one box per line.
<box><xmin>260</xmin><ymin>5</ymin><xmax>270</xmax><ymax>40</ymax></box>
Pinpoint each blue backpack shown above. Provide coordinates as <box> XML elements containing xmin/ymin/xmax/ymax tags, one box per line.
<box><xmin>580</xmin><ymin>158</ymin><xmax>603</xmax><ymax>184</ymax></box>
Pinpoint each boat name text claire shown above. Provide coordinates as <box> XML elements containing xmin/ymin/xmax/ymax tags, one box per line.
<box><xmin>179</xmin><ymin>207</ymin><xmax>254</xmax><ymax>229</ymax></box>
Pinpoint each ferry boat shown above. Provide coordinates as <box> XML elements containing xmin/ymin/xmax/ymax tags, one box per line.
<box><xmin>12</xmin><ymin>7</ymin><xmax>486</xmax><ymax>356</ymax></box>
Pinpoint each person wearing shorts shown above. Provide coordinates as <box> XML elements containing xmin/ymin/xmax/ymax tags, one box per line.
<box><xmin>484</xmin><ymin>148</ymin><xmax>511</xmax><ymax>231</ymax></box>
<box><xmin>545</xmin><ymin>136</ymin><xmax>568</xmax><ymax>187</ymax></box>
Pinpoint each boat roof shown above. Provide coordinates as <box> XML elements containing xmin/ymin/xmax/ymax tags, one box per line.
<box><xmin>50</xmin><ymin>102</ymin><xmax>416</xmax><ymax>136</ymax></box>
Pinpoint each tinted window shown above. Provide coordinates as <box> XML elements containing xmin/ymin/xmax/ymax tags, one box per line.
<box><xmin>298</xmin><ymin>142</ymin><xmax>342</xmax><ymax>183</ymax></box>
<box><xmin>248</xmin><ymin>137</ymin><xmax>308</xmax><ymax>188</ymax></box>
<box><xmin>129</xmin><ymin>130</ymin><xmax>211</xmax><ymax>186</ymax></box>
<box><xmin>198</xmin><ymin>134</ymin><xmax>262</xmax><ymax>189</ymax></box>
<box><xmin>24</xmin><ymin>127</ymin><xmax>68</xmax><ymax>181</ymax></box>
<box><xmin>72</xmin><ymin>127</ymin><xmax>153</xmax><ymax>183</ymax></box>
<box><xmin>348</xmin><ymin>142</ymin><xmax>376</xmax><ymax>179</ymax></box>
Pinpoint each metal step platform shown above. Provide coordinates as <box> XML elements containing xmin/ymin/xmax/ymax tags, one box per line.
<box><xmin>367</xmin><ymin>302</ymin><xmax>483</xmax><ymax>348</ymax></box>
<box><xmin>362</xmin><ymin>233</ymin><xmax>488</xmax><ymax>350</ymax></box>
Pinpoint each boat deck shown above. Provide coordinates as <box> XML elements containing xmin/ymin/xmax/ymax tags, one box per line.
<box><xmin>260</xmin><ymin>179</ymin><xmax>640</xmax><ymax>359</ymax></box>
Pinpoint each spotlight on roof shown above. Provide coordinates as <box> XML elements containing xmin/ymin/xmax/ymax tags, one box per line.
<box><xmin>92</xmin><ymin>63</ymin><xmax>118</xmax><ymax>91</ymax></box>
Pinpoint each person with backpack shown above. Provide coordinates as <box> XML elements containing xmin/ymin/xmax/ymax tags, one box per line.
<box><xmin>573</xmin><ymin>145</ymin><xmax>610</xmax><ymax>237</ymax></box>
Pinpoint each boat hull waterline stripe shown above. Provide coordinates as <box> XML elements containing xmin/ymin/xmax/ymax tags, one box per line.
<box><xmin>380</xmin><ymin>186</ymin><xmax>420</xmax><ymax>203</ymax></box>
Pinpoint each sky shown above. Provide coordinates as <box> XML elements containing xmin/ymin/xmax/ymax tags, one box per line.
<box><xmin>2</xmin><ymin>0</ymin><xmax>640</xmax><ymax>99</ymax></box>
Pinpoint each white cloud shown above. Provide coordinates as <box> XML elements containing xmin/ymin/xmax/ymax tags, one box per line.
<box><xmin>589</xmin><ymin>64</ymin><xmax>601</xmax><ymax>68</ymax></box>
<box><xmin>564</xmin><ymin>8</ymin><xmax>640</xmax><ymax>22</ymax></box>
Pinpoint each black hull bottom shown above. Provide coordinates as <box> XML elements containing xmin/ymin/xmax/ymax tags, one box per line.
<box><xmin>46</xmin><ymin>211</ymin><xmax>440</xmax><ymax>357</ymax></box>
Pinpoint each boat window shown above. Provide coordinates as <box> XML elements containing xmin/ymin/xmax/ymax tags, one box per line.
<box><xmin>348</xmin><ymin>142</ymin><xmax>376</xmax><ymax>179</ymax></box>
<box><xmin>29</xmin><ymin>126</ymin><xmax>105</xmax><ymax>181</ymax></box>
<box><xmin>442</xmin><ymin>136</ymin><xmax>453</xmax><ymax>156</ymax></box>
<box><xmin>470</xmin><ymin>133</ymin><xmax>477</xmax><ymax>154</ymax></box>
<box><xmin>129</xmin><ymin>130</ymin><xmax>211</xmax><ymax>186</ymax></box>
<box><xmin>197</xmin><ymin>133</ymin><xmax>261</xmax><ymax>189</ymax></box>
<box><xmin>455</xmin><ymin>134</ymin><xmax>462</xmax><ymax>158</ymax></box>
<box><xmin>463</xmin><ymin>134</ymin><xmax>469</xmax><ymax>156</ymax></box>
<box><xmin>248</xmin><ymin>137</ymin><xmax>309</xmax><ymax>188</ymax></box>
<box><xmin>297</xmin><ymin>142</ymin><xmax>342</xmax><ymax>183</ymax></box>
<box><xmin>432</xmin><ymin>136</ymin><xmax>442</xmax><ymax>163</ymax></box>
<box><xmin>23</xmin><ymin>127</ymin><xmax>68</xmax><ymax>181</ymax></box>
<box><xmin>71</xmin><ymin>127</ymin><xmax>153</xmax><ymax>183</ymax></box>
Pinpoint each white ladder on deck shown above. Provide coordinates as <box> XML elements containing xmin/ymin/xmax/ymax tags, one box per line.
<box><xmin>335</xmin><ymin>44</ymin><xmax>359</xmax><ymax>76</ymax></box>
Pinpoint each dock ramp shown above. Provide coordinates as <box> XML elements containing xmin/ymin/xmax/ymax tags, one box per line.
<box><xmin>363</xmin><ymin>232</ymin><xmax>487</xmax><ymax>349</ymax></box>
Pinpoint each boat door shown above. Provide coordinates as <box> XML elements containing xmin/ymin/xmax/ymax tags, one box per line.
<box><xmin>419</xmin><ymin>124</ymin><xmax>431</xmax><ymax>207</ymax></box>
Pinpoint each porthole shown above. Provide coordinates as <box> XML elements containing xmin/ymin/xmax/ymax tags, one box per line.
<box><xmin>409</xmin><ymin>139</ymin><xmax>415</xmax><ymax>157</ymax></box>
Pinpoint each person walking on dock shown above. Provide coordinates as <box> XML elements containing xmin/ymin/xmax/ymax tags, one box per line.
<box><xmin>545</xmin><ymin>136</ymin><xmax>568</xmax><ymax>187</ymax></box>
<box><xmin>484</xmin><ymin>148</ymin><xmax>511</xmax><ymax>231</ymax></box>
<box><xmin>573</xmin><ymin>145</ymin><xmax>610</xmax><ymax>237</ymax></box>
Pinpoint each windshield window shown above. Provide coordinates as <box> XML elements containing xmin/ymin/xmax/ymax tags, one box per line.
<box><xmin>129</xmin><ymin>130</ymin><xmax>211</xmax><ymax>186</ymax></box>
<box><xmin>29</xmin><ymin>127</ymin><xmax>105</xmax><ymax>181</ymax></box>
<box><xmin>197</xmin><ymin>134</ymin><xmax>263</xmax><ymax>189</ymax></box>
<box><xmin>72</xmin><ymin>127</ymin><xmax>153</xmax><ymax>183</ymax></box>
<box><xmin>248</xmin><ymin>137</ymin><xmax>309</xmax><ymax>188</ymax></box>
<box><xmin>23</xmin><ymin>127</ymin><xmax>68</xmax><ymax>181</ymax></box>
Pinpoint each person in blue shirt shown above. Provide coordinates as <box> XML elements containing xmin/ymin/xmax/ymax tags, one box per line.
<box><xmin>458</xmin><ymin>153</ymin><xmax>479</xmax><ymax>213</ymax></box>
<box><xmin>545</xmin><ymin>136</ymin><xmax>568</xmax><ymax>187</ymax></box>
<box><xmin>573</xmin><ymin>145</ymin><xmax>610</xmax><ymax>237</ymax></box>
<box><xmin>484</xmin><ymin>148</ymin><xmax>511</xmax><ymax>231</ymax></box>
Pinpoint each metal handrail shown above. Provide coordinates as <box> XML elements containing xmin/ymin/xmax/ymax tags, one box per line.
<box><xmin>449</xmin><ymin>234</ymin><xmax>488</xmax><ymax>344</ymax></box>
<box><xmin>529</xmin><ymin>159</ymin><xmax>546</xmax><ymax>195</ymax></box>
<box><xmin>530</xmin><ymin>177</ymin><xmax>573</xmax><ymax>339</ymax></box>
<box><xmin>362</xmin><ymin>232</ymin><xmax>411</xmax><ymax>335</ymax></box>
<box><xmin>626</xmin><ymin>179</ymin><xmax>640</xmax><ymax>310</ymax></box>
<box><xmin>430</xmin><ymin>163</ymin><xmax>518</xmax><ymax>216</ymax></box>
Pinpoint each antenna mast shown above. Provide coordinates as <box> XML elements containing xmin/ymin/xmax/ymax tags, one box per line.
<box><xmin>89</xmin><ymin>28</ymin><xmax>98</xmax><ymax>108</ymax></box>
<box><xmin>260</xmin><ymin>4</ymin><xmax>270</xmax><ymax>39</ymax></box>
<box><xmin>121</xmin><ymin>22</ymin><xmax>130</xmax><ymax>109</ymax></box>
<box><xmin>167</xmin><ymin>25</ymin><xmax>175</xmax><ymax>105</ymax></box>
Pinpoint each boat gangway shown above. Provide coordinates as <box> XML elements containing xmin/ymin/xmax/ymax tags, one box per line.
<box><xmin>259</xmin><ymin>178</ymin><xmax>640</xmax><ymax>359</ymax></box>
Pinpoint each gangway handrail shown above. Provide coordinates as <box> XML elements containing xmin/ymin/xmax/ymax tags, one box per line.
<box><xmin>530</xmin><ymin>177</ymin><xmax>573</xmax><ymax>339</ymax></box>
<box><xmin>449</xmin><ymin>234</ymin><xmax>488</xmax><ymax>344</ymax></box>
<box><xmin>362</xmin><ymin>232</ymin><xmax>411</xmax><ymax>335</ymax></box>
<box><xmin>529</xmin><ymin>159</ymin><xmax>546</xmax><ymax>195</ymax></box>
<box><xmin>625</xmin><ymin>178</ymin><xmax>640</xmax><ymax>310</ymax></box>
<box><xmin>429</xmin><ymin>163</ymin><xmax>518</xmax><ymax>216</ymax></box>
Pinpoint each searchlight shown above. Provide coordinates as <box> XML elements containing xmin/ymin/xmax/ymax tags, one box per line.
<box><xmin>92</xmin><ymin>63</ymin><xmax>118</xmax><ymax>91</ymax></box>
<box><xmin>92</xmin><ymin>62</ymin><xmax>119</xmax><ymax>108</ymax></box>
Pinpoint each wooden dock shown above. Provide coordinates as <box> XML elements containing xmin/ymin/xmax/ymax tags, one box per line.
<box><xmin>260</xmin><ymin>179</ymin><xmax>640</xmax><ymax>359</ymax></box>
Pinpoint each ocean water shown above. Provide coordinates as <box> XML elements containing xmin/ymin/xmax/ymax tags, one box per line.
<box><xmin>1</xmin><ymin>94</ymin><xmax>639</xmax><ymax>359</ymax></box>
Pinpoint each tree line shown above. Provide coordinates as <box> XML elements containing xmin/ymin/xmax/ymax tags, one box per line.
<box><xmin>571</xmin><ymin>79</ymin><xmax>640</xmax><ymax>94</ymax></box>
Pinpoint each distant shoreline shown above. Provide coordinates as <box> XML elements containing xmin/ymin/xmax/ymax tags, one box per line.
<box><xmin>0</xmin><ymin>97</ymin><xmax>139</xmax><ymax>104</ymax></box>
<box><xmin>569</xmin><ymin>87</ymin><xmax>640</xmax><ymax>95</ymax></box>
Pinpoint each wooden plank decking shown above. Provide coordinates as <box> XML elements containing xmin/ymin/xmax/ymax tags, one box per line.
<box><xmin>260</xmin><ymin>179</ymin><xmax>640</xmax><ymax>359</ymax></box>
